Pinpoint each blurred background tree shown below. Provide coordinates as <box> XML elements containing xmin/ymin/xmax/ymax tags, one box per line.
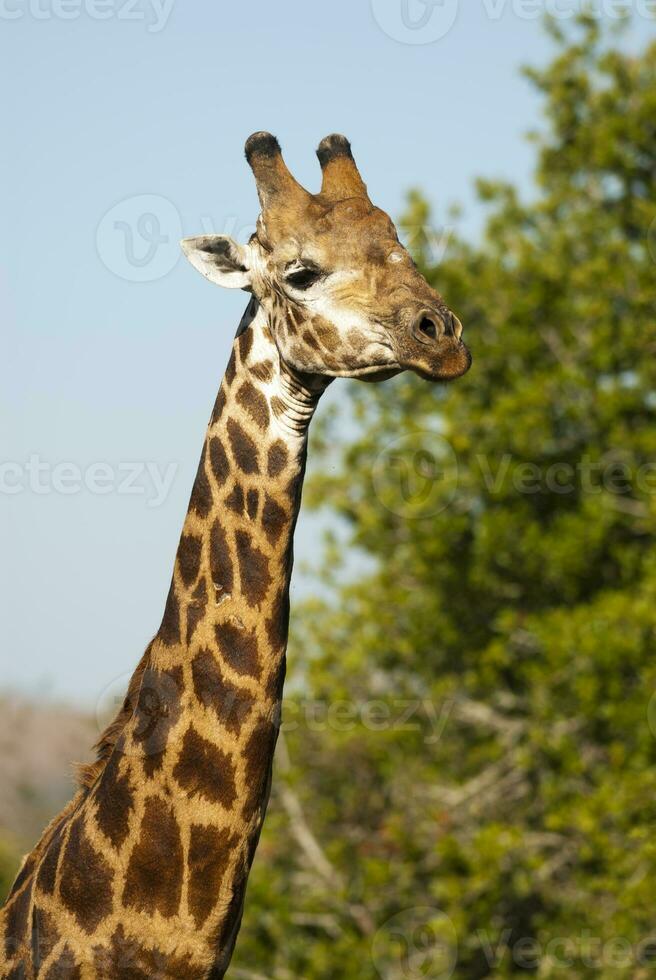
<box><xmin>2</xmin><ymin>16</ymin><xmax>655</xmax><ymax>980</ymax></box>
<box><xmin>230</xmin><ymin>16</ymin><xmax>656</xmax><ymax>980</ymax></box>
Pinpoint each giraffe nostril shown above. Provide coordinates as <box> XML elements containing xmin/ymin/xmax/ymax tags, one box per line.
<box><xmin>418</xmin><ymin>316</ymin><xmax>438</xmax><ymax>340</ymax></box>
<box><xmin>411</xmin><ymin>310</ymin><xmax>451</xmax><ymax>345</ymax></box>
<box><xmin>450</xmin><ymin>313</ymin><xmax>464</xmax><ymax>340</ymax></box>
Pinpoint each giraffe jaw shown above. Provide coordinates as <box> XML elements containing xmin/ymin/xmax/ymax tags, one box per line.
<box><xmin>397</xmin><ymin>337</ymin><xmax>473</xmax><ymax>383</ymax></box>
<box><xmin>322</xmin><ymin>362</ymin><xmax>403</xmax><ymax>382</ymax></box>
<box><xmin>311</xmin><ymin>340</ymin><xmax>472</xmax><ymax>383</ymax></box>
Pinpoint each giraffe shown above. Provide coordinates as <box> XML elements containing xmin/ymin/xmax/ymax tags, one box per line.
<box><xmin>1</xmin><ymin>132</ymin><xmax>471</xmax><ymax>979</ymax></box>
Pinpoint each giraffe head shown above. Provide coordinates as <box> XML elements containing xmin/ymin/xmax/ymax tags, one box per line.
<box><xmin>182</xmin><ymin>132</ymin><xmax>471</xmax><ymax>383</ymax></box>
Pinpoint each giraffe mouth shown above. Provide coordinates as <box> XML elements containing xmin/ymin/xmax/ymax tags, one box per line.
<box><xmin>320</xmin><ymin>341</ymin><xmax>472</xmax><ymax>383</ymax></box>
<box><xmin>412</xmin><ymin>341</ymin><xmax>473</xmax><ymax>382</ymax></box>
<box><xmin>358</xmin><ymin>367</ymin><xmax>404</xmax><ymax>383</ymax></box>
<box><xmin>323</xmin><ymin>362</ymin><xmax>403</xmax><ymax>381</ymax></box>
<box><xmin>397</xmin><ymin>337</ymin><xmax>472</xmax><ymax>383</ymax></box>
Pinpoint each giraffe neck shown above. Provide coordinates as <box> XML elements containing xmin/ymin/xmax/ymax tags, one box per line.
<box><xmin>126</xmin><ymin>302</ymin><xmax>326</xmax><ymax>967</ymax></box>
<box><xmin>62</xmin><ymin>305</ymin><xmax>325</xmax><ymax>975</ymax></box>
<box><xmin>157</xmin><ymin>299</ymin><xmax>324</xmax><ymax>668</ymax></box>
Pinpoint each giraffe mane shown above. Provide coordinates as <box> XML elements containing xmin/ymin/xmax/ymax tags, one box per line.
<box><xmin>76</xmin><ymin>643</ymin><xmax>152</xmax><ymax>790</ymax></box>
<box><xmin>6</xmin><ymin>788</ymin><xmax>85</xmax><ymax>904</ymax></box>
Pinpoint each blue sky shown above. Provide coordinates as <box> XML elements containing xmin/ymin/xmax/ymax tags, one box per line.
<box><xmin>1</xmin><ymin>1</ymin><xmax>653</xmax><ymax>705</ymax></box>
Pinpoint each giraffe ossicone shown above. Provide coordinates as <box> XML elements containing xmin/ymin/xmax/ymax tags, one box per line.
<box><xmin>1</xmin><ymin>133</ymin><xmax>470</xmax><ymax>979</ymax></box>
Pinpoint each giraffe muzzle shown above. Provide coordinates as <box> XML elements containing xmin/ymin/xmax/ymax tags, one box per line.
<box><xmin>397</xmin><ymin>308</ymin><xmax>471</xmax><ymax>381</ymax></box>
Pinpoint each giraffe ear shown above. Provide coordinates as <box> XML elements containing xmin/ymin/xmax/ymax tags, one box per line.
<box><xmin>180</xmin><ymin>235</ymin><xmax>253</xmax><ymax>290</ymax></box>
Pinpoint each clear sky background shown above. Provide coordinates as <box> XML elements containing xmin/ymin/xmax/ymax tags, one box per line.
<box><xmin>1</xmin><ymin>1</ymin><xmax>653</xmax><ymax>706</ymax></box>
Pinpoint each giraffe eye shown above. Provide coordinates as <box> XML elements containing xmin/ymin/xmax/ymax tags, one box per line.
<box><xmin>285</xmin><ymin>267</ymin><xmax>322</xmax><ymax>290</ymax></box>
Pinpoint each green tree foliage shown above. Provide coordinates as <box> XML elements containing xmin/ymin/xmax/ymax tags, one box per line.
<box><xmin>232</xmin><ymin>18</ymin><xmax>656</xmax><ymax>979</ymax></box>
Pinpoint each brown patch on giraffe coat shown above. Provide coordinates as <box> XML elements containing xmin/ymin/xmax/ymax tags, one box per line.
<box><xmin>236</xmin><ymin>380</ymin><xmax>270</xmax><ymax>431</ymax></box>
<box><xmin>302</xmin><ymin>328</ymin><xmax>321</xmax><ymax>350</ymax></box>
<box><xmin>188</xmin><ymin>824</ymin><xmax>238</xmax><ymax>928</ymax></box>
<box><xmin>210</xmin><ymin>887</ymin><xmax>245</xmax><ymax>978</ymax></box>
<box><xmin>3</xmin><ymin>882</ymin><xmax>31</xmax><ymax>962</ymax></box>
<box><xmin>44</xmin><ymin>946</ymin><xmax>81</xmax><ymax>980</ymax></box>
<box><xmin>346</xmin><ymin>327</ymin><xmax>367</xmax><ymax>352</ymax></box>
<box><xmin>133</xmin><ymin>664</ymin><xmax>184</xmax><ymax>778</ymax></box>
<box><xmin>209</xmin><ymin>436</ymin><xmax>231</xmax><ymax>485</ymax></box>
<box><xmin>224</xmin><ymin>354</ymin><xmax>237</xmax><ymax>387</ymax></box>
<box><xmin>227</xmin><ymin>418</ymin><xmax>259</xmax><ymax>475</ymax></box>
<box><xmin>210</xmin><ymin>519</ymin><xmax>234</xmax><ymax>596</ymax></box>
<box><xmin>241</xmin><ymin>716</ymin><xmax>279</xmax><ymax>823</ymax></box>
<box><xmin>284</xmin><ymin>473</ymin><xmax>303</xmax><ymax>515</ymax></box>
<box><xmin>261</xmin><ymin>494</ymin><xmax>287</xmax><ymax>546</ymax></box>
<box><xmin>172</xmin><ymin>727</ymin><xmax>237</xmax><ymax>809</ymax></box>
<box><xmin>35</xmin><ymin>825</ymin><xmax>65</xmax><ymax>897</ymax></box>
<box><xmin>187</xmin><ymin>576</ymin><xmax>208</xmax><ymax>644</ymax></box>
<box><xmin>211</xmin><ymin>385</ymin><xmax>227</xmax><ymax>425</ymax></box>
<box><xmin>95</xmin><ymin>925</ymin><xmax>200</xmax><ymax>979</ymax></box>
<box><xmin>9</xmin><ymin>851</ymin><xmax>37</xmax><ymax>895</ymax></box>
<box><xmin>315</xmin><ymin>318</ymin><xmax>339</xmax><ymax>347</ymax></box>
<box><xmin>270</xmin><ymin>395</ymin><xmax>287</xmax><ymax>422</ymax></box>
<box><xmin>225</xmin><ymin>482</ymin><xmax>245</xmax><ymax>516</ymax></box>
<box><xmin>266</xmin><ymin>655</ymin><xmax>287</xmax><ymax>706</ymax></box>
<box><xmin>59</xmin><ymin>814</ymin><xmax>113</xmax><ymax>933</ymax></box>
<box><xmin>159</xmin><ymin>583</ymin><xmax>181</xmax><ymax>646</ymax></box>
<box><xmin>215</xmin><ymin>620</ymin><xmax>261</xmax><ymax>679</ymax></box>
<box><xmin>235</xmin><ymin>530</ymin><xmax>272</xmax><ymax>606</ymax></box>
<box><xmin>251</xmin><ymin>359</ymin><xmax>274</xmax><ymax>384</ymax></box>
<box><xmin>191</xmin><ymin>649</ymin><xmax>254</xmax><ymax>734</ymax></box>
<box><xmin>6</xmin><ymin>965</ymin><xmax>27</xmax><ymax>980</ymax></box>
<box><xmin>265</xmin><ymin>586</ymin><xmax>290</xmax><ymax>652</ymax></box>
<box><xmin>246</xmin><ymin>488</ymin><xmax>259</xmax><ymax>520</ymax></box>
<box><xmin>91</xmin><ymin>749</ymin><xmax>134</xmax><ymax>849</ymax></box>
<box><xmin>267</xmin><ymin>440</ymin><xmax>289</xmax><ymax>478</ymax></box>
<box><xmin>189</xmin><ymin>443</ymin><xmax>213</xmax><ymax>518</ymax></box>
<box><xmin>237</xmin><ymin>328</ymin><xmax>253</xmax><ymax>362</ymax></box>
<box><xmin>123</xmin><ymin>796</ymin><xmax>183</xmax><ymax>918</ymax></box>
<box><xmin>177</xmin><ymin>533</ymin><xmax>202</xmax><ymax>587</ymax></box>
<box><xmin>32</xmin><ymin>906</ymin><xmax>60</xmax><ymax>970</ymax></box>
